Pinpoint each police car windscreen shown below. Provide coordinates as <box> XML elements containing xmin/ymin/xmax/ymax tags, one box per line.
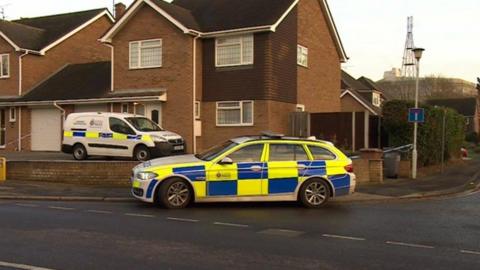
<box><xmin>125</xmin><ymin>117</ymin><xmax>163</xmax><ymax>132</ymax></box>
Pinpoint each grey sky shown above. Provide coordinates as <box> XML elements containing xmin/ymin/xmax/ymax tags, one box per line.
<box><xmin>2</xmin><ymin>0</ymin><xmax>478</xmax><ymax>83</ymax></box>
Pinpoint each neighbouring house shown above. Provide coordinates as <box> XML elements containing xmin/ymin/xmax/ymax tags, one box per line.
<box><xmin>0</xmin><ymin>8</ymin><xmax>114</xmax><ymax>151</ymax></box>
<box><xmin>426</xmin><ymin>98</ymin><xmax>480</xmax><ymax>134</ymax></box>
<box><xmin>340</xmin><ymin>70</ymin><xmax>383</xmax><ymax>116</ymax></box>
<box><xmin>98</xmin><ymin>0</ymin><xmax>348</xmax><ymax>153</ymax></box>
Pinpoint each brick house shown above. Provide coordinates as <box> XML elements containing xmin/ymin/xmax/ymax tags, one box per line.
<box><xmin>0</xmin><ymin>8</ymin><xmax>114</xmax><ymax>151</ymax></box>
<box><xmin>100</xmin><ymin>0</ymin><xmax>347</xmax><ymax>153</ymax></box>
<box><xmin>340</xmin><ymin>70</ymin><xmax>383</xmax><ymax>116</ymax></box>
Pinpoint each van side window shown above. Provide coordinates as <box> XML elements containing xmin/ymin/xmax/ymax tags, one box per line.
<box><xmin>109</xmin><ymin>117</ymin><xmax>135</xmax><ymax>135</ymax></box>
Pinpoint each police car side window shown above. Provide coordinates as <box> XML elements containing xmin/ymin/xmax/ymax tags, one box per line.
<box><xmin>109</xmin><ymin>117</ymin><xmax>135</xmax><ymax>135</ymax></box>
<box><xmin>309</xmin><ymin>146</ymin><xmax>336</xmax><ymax>160</ymax></box>
<box><xmin>269</xmin><ymin>144</ymin><xmax>308</xmax><ymax>161</ymax></box>
<box><xmin>227</xmin><ymin>144</ymin><xmax>264</xmax><ymax>163</ymax></box>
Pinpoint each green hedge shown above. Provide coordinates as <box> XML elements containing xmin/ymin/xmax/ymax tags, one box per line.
<box><xmin>383</xmin><ymin>100</ymin><xmax>465</xmax><ymax>166</ymax></box>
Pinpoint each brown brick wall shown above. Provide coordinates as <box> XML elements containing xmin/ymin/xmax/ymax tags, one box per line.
<box><xmin>199</xmin><ymin>100</ymin><xmax>295</xmax><ymax>151</ymax></box>
<box><xmin>112</xmin><ymin>4</ymin><xmax>195</xmax><ymax>153</ymax></box>
<box><xmin>297</xmin><ymin>0</ymin><xmax>341</xmax><ymax>113</ymax></box>
<box><xmin>21</xmin><ymin>15</ymin><xmax>112</xmax><ymax>94</ymax></box>
<box><xmin>7</xmin><ymin>161</ymin><xmax>138</xmax><ymax>186</ymax></box>
<box><xmin>341</xmin><ymin>94</ymin><xmax>367</xmax><ymax>112</ymax></box>
<box><xmin>0</xmin><ymin>37</ymin><xmax>20</xmax><ymax>96</ymax></box>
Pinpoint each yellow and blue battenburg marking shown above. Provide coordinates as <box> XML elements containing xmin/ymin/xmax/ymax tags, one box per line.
<box><xmin>144</xmin><ymin>160</ymin><xmax>351</xmax><ymax>199</ymax></box>
<box><xmin>64</xmin><ymin>131</ymin><xmax>152</xmax><ymax>141</ymax></box>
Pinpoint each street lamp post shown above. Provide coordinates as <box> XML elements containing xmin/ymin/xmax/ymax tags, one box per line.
<box><xmin>411</xmin><ymin>47</ymin><xmax>425</xmax><ymax>179</ymax></box>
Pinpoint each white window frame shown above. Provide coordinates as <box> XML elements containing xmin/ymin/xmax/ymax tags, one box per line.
<box><xmin>0</xmin><ymin>54</ymin><xmax>10</xmax><ymax>78</ymax></box>
<box><xmin>9</xmin><ymin>107</ymin><xmax>15</xmax><ymax>122</ymax></box>
<box><xmin>216</xmin><ymin>100</ymin><xmax>254</xmax><ymax>127</ymax></box>
<box><xmin>372</xmin><ymin>92</ymin><xmax>381</xmax><ymax>107</ymax></box>
<box><xmin>296</xmin><ymin>104</ymin><xmax>305</xmax><ymax>112</ymax></box>
<box><xmin>297</xmin><ymin>45</ymin><xmax>308</xmax><ymax>67</ymax></box>
<box><xmin>195</xmin><ymin>101</ymin><xmax>201</xmax><ymax>120</ymax></box>
<box><xmin>121</xmin><ymin>103</ymin><xmax>129</xmax><ymax>113</ymax></box>
<box><xmin>215</xmin><ymin>35</ymin><xmax>254</xmax><ymax>67</ymax></box>
<box><xmin>129</xmin><ymin>39</ymin><xmax>162</xmax><ymax>69</ymax></box>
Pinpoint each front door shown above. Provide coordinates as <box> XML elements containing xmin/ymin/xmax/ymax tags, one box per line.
<box><xmin>0</xmin><ymin>109</ymin><xmax>5</xmax><ymax>148</ymax></box>
<box><xmin>206</xmin><ymin>143</ymin><xmax>266</xmax><ymax>197</ymax></box>
<box><xmin>144</xmin><ymin>103</ymin><xmax>162</xmax><ymax>126</ymax></box>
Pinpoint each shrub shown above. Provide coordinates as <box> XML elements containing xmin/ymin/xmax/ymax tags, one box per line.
<box><xmin>383</xmin><ymin>100</ymin><xmax>465</xmax><ymax>166</ymax></box>
<box><xmin>465</xmin><ymin>132</ymin><xmax>479</xmax><ymax>145</ymax></box>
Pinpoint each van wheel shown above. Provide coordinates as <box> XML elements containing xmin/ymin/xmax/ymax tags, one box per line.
<box><xmin>73</xmin><ymin>144</ymin><xmax>88</xmax><ymax>160</ymax></box>
<box><xmin>134</xmin><ymin>145</ymin><xmax>150</xmax><ymax>161</ymax></box>
<box><xmin>299</xmin><ymin>178</ymin><xmax>330</xmax><ymax>208</ymax></box>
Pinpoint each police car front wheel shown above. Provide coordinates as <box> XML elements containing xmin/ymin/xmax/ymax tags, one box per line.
<box><xmin>158</xmin><ymin>178</ymin><xmax>192</xmax><ymax>209</ymax></box>
<box><xmin>299</xmin><ymin>179</ymin><xmax>330</xmax><ymax>208</ymax></box>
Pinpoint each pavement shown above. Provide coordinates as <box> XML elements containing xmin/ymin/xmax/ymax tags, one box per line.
<box><xmin>0</xmin><ymin>188</ymin><xmax>479</xmax><ymax>269</ymax></box>
<box><xmin>0</xmin><ymin>159</ymin><xmax>479</xmax><ymax>203</ymax></box>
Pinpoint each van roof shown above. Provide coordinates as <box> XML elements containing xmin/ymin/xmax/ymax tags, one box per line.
<box><xmin>66</xmin><ymin>112</ymin><xmax>145</xmax><ymax>119</ymax></box>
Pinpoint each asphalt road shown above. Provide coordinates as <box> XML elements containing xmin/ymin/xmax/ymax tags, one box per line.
<box><xmin>0</xmin><ymin>191</ymin><xmax>479</xmax><ymax>270</ymax></box>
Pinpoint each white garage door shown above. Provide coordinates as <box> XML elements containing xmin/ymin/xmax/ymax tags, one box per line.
<box><xmin>74</xmin><ymin>104</ymin><xmax>108</xmax><ymax>113</ymax></box>
<box><xmin>31</xmin><ymin>108</ymin><xmax>62</xmax><ymax>151</ymax></box>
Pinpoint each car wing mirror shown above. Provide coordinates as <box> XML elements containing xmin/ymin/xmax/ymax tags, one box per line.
<box><xmin>219</xmin><ymin>157</ymin><xmax>233</xmax><ymax>165</ymax></box>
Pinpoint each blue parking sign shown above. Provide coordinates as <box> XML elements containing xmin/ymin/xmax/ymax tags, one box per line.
<box><xmin>408</xmin><ymin>108</ymin><xmax>425</xmax><ymax>123</ymax></box>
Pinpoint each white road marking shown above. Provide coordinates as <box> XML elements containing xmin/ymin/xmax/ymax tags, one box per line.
<box><xmin>386</xmin><ymin>241</ymin><xmax>434</xmax><ymax>249</ymax></box>
<box><xmin>322</xmin><ymin>234</ymin><xmax>366</xmax><ymax>241</ymax></box>
<box><xmin>258</xmin><ymin>229</ymin><xmax>304</xmax><ymax>237</ymax></box>
<box><xmin>213</xmin><ymin>222</ymin><xmax>249</xmax><ymax>228</ymax></box>
<box><xmin>15</xmin><ymin>203</ymin><xmax>39</xmax><ymax>208</ymax></box>
<box><xmin>167</xmin><ymin>217</ymin><xmax>199</xmax><ymax>223</ymax></box>
<box><xmin>124</xmin><ymin>213</ymin><xmax>155</xmax><ymax>218</ymax></box>
<box><xmin>86</xmin><ymin>210</ymin><xmax>112</xmax><ymax>214</ymax></box>
<box><xmin>0</xmin><ymin>260</ymin><xmax>56</xmax><ymax>270</ymax></box>
<box><xmin>47</xmin><ymin>206</ymin><xmax>74</xmax><ymax>211</ymax></box>
<box><xmin>460</xmin><ymin>249</ymin><xmax>480</xmax><ymax>255</ymax></box>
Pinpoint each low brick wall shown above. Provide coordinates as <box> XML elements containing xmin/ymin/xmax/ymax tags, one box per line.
<box><xmin>6</xmin><ymin>161</ymin><xmax>140</xmax><ymax>186</ymax></box>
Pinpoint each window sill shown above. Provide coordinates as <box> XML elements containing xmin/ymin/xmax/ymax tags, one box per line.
<box><xmin>0</xmin><ymin>76</ymin><xmax>10</xmax><ymax>79</ymax></box>
<box><xmin>129</xmin><ymin>66</ymin><xmax>162</xmax><ymax>70</ymax></box>
<box><xmin>216</xmin><ymin>124</ymin><xmax>254</xmax><ymax>127</ymax></box>
<box><xmin>297</xmin><ymin>64</ymin><xmax>308</xmax><ymax>68</ymax></box>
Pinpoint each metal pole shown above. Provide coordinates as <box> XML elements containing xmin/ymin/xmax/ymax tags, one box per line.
<box><xmin>412</xmin><ymin>61</ymin><xmax>420</xmax><ymax>179</ymax></box>
<box><xmin>441</xmin><ymin>108</ymin><xmax>446</xmax><ymax>173</ymax></box>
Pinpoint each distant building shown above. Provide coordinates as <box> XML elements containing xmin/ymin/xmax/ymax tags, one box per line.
<box><xmin>383</xmin><ymin>68</ymin><xmax>402</xmax><ymax>81</ymax></box>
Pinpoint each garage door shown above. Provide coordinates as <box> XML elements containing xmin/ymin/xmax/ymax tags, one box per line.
<box><xmin>31</xmin><ymin>108</ymin><xmax>62</xmax><ymax>151</ymax></box>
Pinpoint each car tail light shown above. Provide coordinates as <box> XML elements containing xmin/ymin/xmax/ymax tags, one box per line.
<box><xmin>344</xmin><ymin>164</ymin><xmax>353</xmax><ymax>173</ymax></box>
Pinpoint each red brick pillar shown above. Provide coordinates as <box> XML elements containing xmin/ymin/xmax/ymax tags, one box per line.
<box><xmin>359</xmin><ymin>148</ymin><xmax>384</xmax><ymax>183</ymax></box>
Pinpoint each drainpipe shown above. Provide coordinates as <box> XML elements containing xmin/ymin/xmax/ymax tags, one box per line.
<box><xmin>53</xmin><ymin>101</ymin><xmax>66</xmax><ymax>123</ymax></box>
<box><xmin>192</xmin><ymin>35</ymin><xmax>200</xmax><ymax>154</ymax></box>
<box><xmin>17</xmin><ymin>107</ymin><xmax>21</xmax><ymax>151</ymax></box>
<box><xmin>18</xmin><ymin>51</ymin><xmax>29</xmax><ymax>96</ymax></box>
<box><xmin>103</xmin><ymin>43</ymin><xmax>115</xmax><ymax>91</ymax></box>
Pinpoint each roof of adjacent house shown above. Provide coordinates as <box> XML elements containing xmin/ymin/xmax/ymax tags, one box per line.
<box><xmin>21</xmin><ymin>62</ymin><xmax>112</xmax><ymax>102</ymax></box>
<box><xmin>426</xmin><ymin>98</ymin><xmax>478</xmax><ymax>116</ymax></box>
<box><xmin>341</xmin><ymin>70</ymin><xmax>368</xmax><ymax>91</ymax></box>
<box><xmin>169</xmin><ymin>0</ymin><xmax>295</xmax><ymax>32</ymax></box>
<box><xmin>0</xmin><ymin>8</ymin><xmax>112</xmax><ymax>52</ymax></box>
<box><xmin>357</xmin><ymin>76</ymin><xmax>383</xmax><ymax>91</ymax></box>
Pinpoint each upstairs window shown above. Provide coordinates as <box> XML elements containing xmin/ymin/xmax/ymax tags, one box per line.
<box><xmin>0</xmin><ymin>54</ymin><xmax>9</xmax><ymax>78</ymax></box>
<box><xmin>215</xmin><ymin>35</ymin><xmax>253</xmax><ymax>67</ymax></box>
<box><xmin>216</xmin><ymin>101</ymin><xmax>253</xmax><ymax>126</ymax></box>
<box><xmin>129</xmin><ymin>39</ymin><xmax>162</xmax><ymax>69</ymax></box>
<box><xmin>297</xmin><ymin>45</ymin><xmax>308</xmax><ymax>67</ymax></box>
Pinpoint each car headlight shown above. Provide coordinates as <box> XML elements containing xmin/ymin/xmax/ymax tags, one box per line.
<box><xmin>151</xmin><ymin>135</ymin><xmax>167</xmax><ymax>142</ymax></box>
<box><xmin>136</xmin><ymin>172</ymin><xmax>158</xmax><ymax>180</ymax></box>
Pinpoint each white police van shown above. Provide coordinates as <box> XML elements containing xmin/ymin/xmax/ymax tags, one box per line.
<box><xmin>62</xmin><ymin>112</ymin><xmax>185</xmax><ymax>161</ymax></box>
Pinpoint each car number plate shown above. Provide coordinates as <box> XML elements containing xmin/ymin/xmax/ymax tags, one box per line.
<box><xmin>174</xmin><ymin>145</ymin><xmax>184</xmax><ymax>150</ymax></box>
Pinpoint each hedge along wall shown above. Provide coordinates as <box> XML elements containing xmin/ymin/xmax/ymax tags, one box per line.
<box><xmin>383</xmin><ymin>100</ymin><xmax>465</xmax><ymax>166</ymax></box>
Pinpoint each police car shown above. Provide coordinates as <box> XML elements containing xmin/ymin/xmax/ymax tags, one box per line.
<box><xmin>131</xmin><ymin>133</ymin><xmax>356</xmax><ymax>208</ymax></box>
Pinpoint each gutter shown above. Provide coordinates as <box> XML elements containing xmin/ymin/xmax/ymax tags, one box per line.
<box><xmin>0</xmin><ymin>96</ymin><xmax>166</xmax><ymax>107</ymax></box>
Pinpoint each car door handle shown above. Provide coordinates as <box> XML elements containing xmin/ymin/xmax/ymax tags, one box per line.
<box><xmin>250</xmin><ymin>165</ymin><xmax>262</xmax><ymax>172</ymax></box>
<box><xmin>297</xmin><ymin>164</ymin><xmax>307</xmax><ymax>170</ymax></box>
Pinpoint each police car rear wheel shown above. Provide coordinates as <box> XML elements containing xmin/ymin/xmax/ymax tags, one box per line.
<box><xmin>159</xmin><ymin>178</ymin><xmax>192</xmax><ymax>209</ymax></box>
<box><xmin>134</xmin><ymin>145</ymin><xmax>150</xmax><ymax>161</ymax></box>
<box><xmin>300</xmin><ymin>179</ymin><xmax>330</xmax><ymax>208</ymax></box>
<box><xmin>73</xmin><ymin>144</ymin><xmax>87</xmax><ymax>160</ymax></box>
